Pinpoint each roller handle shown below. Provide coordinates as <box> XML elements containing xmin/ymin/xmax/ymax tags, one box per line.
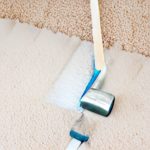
<box><xmin>90</xmin><ymin>0</ymin><xmax>105</xmax><ymax>70</ymax></box>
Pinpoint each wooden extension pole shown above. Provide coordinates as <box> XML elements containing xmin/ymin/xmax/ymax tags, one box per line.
<box><xmin>90</xmin><ymin>0</ymin><xmax>105</xmax><ymax>70</ymax></box>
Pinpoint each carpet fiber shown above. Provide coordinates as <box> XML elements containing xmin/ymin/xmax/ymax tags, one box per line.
<box><xmin>0</xmin><ymin>0</ymin><xmax>149</xmax><ymax>56</ymax></box>
<box><xmin>0</xmin><ymin>19</ymin><xmax>150</xmax><ymax>150</ymax></box>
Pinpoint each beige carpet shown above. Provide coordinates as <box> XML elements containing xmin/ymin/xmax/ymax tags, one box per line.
<box><xmin>0</xmin><ymin>0</ymin><xmax>150</xmax><ymax>56</ymax></box>
<box><xmin>0</xmin><ymin>19</ymin><xmax>150</xmax><ymax>150</ymax></box>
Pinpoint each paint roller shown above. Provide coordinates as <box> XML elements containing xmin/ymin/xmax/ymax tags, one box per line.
<box><xmin>66</xmin><ymin>0</ymin><xmax>115</xmax><ymax>149</ymax></box>
<box><xmin>79</xmin><ymin>0</ymin><xmax>115</xmax><ymax>117</ymax></box>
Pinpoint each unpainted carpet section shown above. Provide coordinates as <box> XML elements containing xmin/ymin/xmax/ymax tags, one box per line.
<box><xmin>0</xmin><ymin>0</ymin><xmax>149</xmax><ymax>56</ymax></box>
<box><xmin>101</xmin><ymin>0</ymin><xmax>150</xmax><ymax>56</ymax></box>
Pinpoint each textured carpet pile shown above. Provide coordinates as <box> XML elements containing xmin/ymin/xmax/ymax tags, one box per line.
<box><xmin>0</xmin><ymin>19</ymin><xmax>150</xmax><ymax>150</ymax></box>
<box><xmin>0</xmin><ymin>0</ymin><xmax>150</xmax><ymax>149</ymax></box>
<box><xmin>0</xmin><ymin>0</ymin><xmax>149</xmax><ymax>56</ymax></box>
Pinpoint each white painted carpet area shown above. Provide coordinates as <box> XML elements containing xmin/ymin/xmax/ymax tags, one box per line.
<box><xmin>46</xmin><ymin>41</ymin><xmax>94</xmax><ymax>110</ymax></box>
<box><xmin>0</xmin><ymin>19</ymin><xmax>86</xmax><ymax>106</ymax></box>
<box><xmin>0</xmin><ymin>19</ymin><xmax>95</xmax><ymax>110</ymax></box>
<box><xmin>0</xmin><ymin>19</ymin><xmax>150</xmax><ymax>150</ymax></box>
